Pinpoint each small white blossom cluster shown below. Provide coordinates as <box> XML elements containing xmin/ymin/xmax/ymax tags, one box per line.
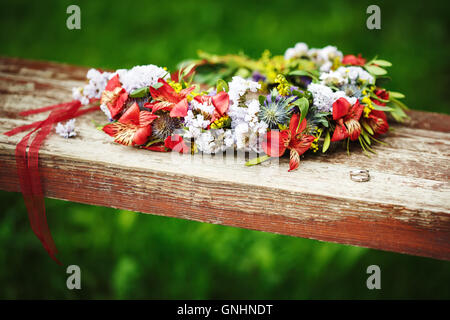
<box><xmin>320</xmin><ymin>66</ymin><xmax>374</xmax><ymax>86</ymax></box>
<box><xmin>223</xmin><ymin>76</ymin><xmax>268</xmax><ymax>152</ymax></box>
<box><xmin>227</xmin><ymin>76</ymin><xmax>261</xmax><ymax>107</ymax></box>
<box><xmin>282</xmin><ymin>43</ymin><xmax>372</xmax><ymax>112</ymax></box>
<box><xmin>226</xmin><ymin>77</ymin><xmax>267</xmax><ymax>152</ymax></box>
<box><xmin>194</xmin><ymin>129</ymin><xmax>234</xmax><ymax>154</ymax></box>
<box><xmin>74</xmin><ymin>65</ymin><xmax>168</xmax><ymax>105</ymax></box>
<box><xmin>231</xmin><ymin>99</ymin><xmax>268</xmax><ymax>153</ymax></box>
<box><xmin>183</xmin><ymin>99</ymin><xmax>215</xmax><ymax>139</ymax></box>
<box><xmin>309</xmin><ymin>46</ymin><xmax>343</xmax><ymax>72</ymax></box>
<box><xmin>72</xmin><ymin>69</ymin><xmax>113</xmax><ymax>105</ymax></box>
<box><xmin>115</xmin><ymin>64</ymin><xmax>168</xmax><ymax>93</ymax></box>
<box><xmin>55</xmin><ymin>119</ymin><xmax>76</xmax><ymax>138</ymax></box>
<box><xmin>307</xmin><ymin>83</ymin><xmax>357</xmax><ymax>112</ymax></box>
<box><xmin>183</xmin><ymin>99</ymin><xmax>234</xmax><ymax>154</ymax></box>
<box><xmin>284</xmin><ymin>42</ymin><xmax>343</xmax><ymax>72</ymax></box>
<box><xmin>284</xmin><ymin>42</ymin><xmax>309</xmax><ymax>60</ymax></box>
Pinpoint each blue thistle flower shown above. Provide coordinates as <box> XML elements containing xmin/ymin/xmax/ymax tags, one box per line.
<box><xmin>258</xmin><ymin>89</ymin><xmax>296</xmax><ymax>129</ymax></box>
<box><xmin>340</xmin><ymin>83</ymin><xmax>363</xmax><ymax>99</ymax></box>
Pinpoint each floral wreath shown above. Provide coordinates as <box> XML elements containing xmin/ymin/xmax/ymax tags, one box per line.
<box><xmin>69</xmin><ymin>42</ymin><xmax>408</xmax><ymax>172</ymax></box>
<box><xmin>5</xmin><ymin>42</ymin><xmax>409</xmax><ymax>261</ymax></box>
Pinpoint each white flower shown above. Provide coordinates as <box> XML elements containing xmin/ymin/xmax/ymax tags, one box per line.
<box><xmin>223</xmin><ymin>129</ymin><xmax>234</xmax><ymax>148</ymax></box>
<box><xmin>308</xmin><ymin>45</ymin><xmax>343</xmax><ymax>71</ymax></box>
<box><xmin>117</xmin><ymin>64</ymin><xmax>168</xmax><ymax>93</ymax></box>
<box><xmin>194</xmin><ymin>129</ymin><xmax>234</xmax><ymax>154</ymax></box>
<box><xmin>55</xmin><ymin>119</ymin><xmax>76</xmax><ymax>138</ymax></box>
<box><xmin>190</xmin><ymin>99</ymin><xmax>215</xmax><ymax>116</ymax></box>
<box><xmin>72</xmin><ymin>87</ymin><xmax>89</xmax><ymax>105</ymax></box>
<box><xmin>333</xmin><ymin>91</ymin><xmax>357</xmax><ymax>106</ymax></box>
<box><xmin>319</xmin><ymin>70</ymin><xmax>346</xmax><ymax>86</ymax></box>
<box><xmin>336</xmin><ymin>66</ymin><xmax>374</xmax><ymax>84</ymax></box>
<box><xmin>244</xmin><ymin>99</ymin><xmax>261</xmax><ymax>123</ymax></box>
<box><xmin>284</xmin><ymin>42</ymin><xmax>309</xmax><ymax>60</ymax></box>
<box><xmin>307</xmin><ymin>83</ymin><xmax>357</xmax><ymax>112</ymax></box>
<box><xmin>195</xmin><ymin>131</ymin><xmax>215</xmax><ymax>154</ymax></box>
<box><xmin>234</xmin><ymin>121</ymin><xmax>268</xmax><ymax>153</ymax></box>
<box><xmin>227</xmin><ymin>76</ymin><xmax>261</xmax><ymax>107</ymax></box>
<box><xmin>72</xmin><ymin>69</ymin><xmax>113</xmax><ymax>105</ymax></box>
<box><xmin>319</xmin><ymin>61</ymin><xmax>333</xmax><ymax>72</ymax></box>
<box><xmin>229</xmin><ymin>98</ymin><xmax>261</xmax><ymax>128</ymax></box>
<box><xmin>307</xmin><ymin>83</ymin><xmax>336</xmax><ymax>112</ymax></box>
<box><xmin>183</xmin><ymin>125</ymin><xmax>202</xmax><ymax>139</ymax></box>
<box><xmin>182</xmin><ymin>99</ymin><xmax>216</xmax><ymax>140</ymax></box>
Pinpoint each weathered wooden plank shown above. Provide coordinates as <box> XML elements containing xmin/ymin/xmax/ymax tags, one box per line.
<box><xmin>0</xmin><ymin>57</ymin><xmax>449</xmax><ymax>260</ymax></box>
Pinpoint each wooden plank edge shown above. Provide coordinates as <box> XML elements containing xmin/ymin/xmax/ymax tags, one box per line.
<box><xmin>1</xmin><ymin>151</ymin><xmax>449</xmax><ymax>261</ymax></box>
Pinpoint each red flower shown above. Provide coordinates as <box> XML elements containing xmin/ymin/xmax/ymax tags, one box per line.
<box><xmin>100</xmin><ymin>74</ymin><xmax>128</xmax><ymax>119</ymax></box>
<box><xmin>102</xmin><ymin>102</ymin><xmax>157</xmax><ymax>146</ymax></box>
<box><xmin>193</xmin><ymin>91</ymin><xmax>230</xmax><ymax>122</ymax></box>
<box><xmin>366</xmin><ymin>110</ymin><xmax>389</xmax><ymax>136</ymax></box>
<box><xmin>371</xmin><ymin>89</ymin><xmax>390</xmax><ymax>106</ymax></box>
<box><xmin>342</xmin><ymin>54</ymin><xmax>366</xmax><ymax>66</ymax></box>
<box><xmin>331</xmin><ymin>98</ymin><xmax>364</xmax><ymax>142</ymax></box>
<box><xmin>262</xmin><ymin>113</ymin><xmax>315</xmax><ymax>172</ymax></box>
<box><xmin>164</xmin><ymin>134</ymin><xmax>189</xmax><ymax>153</ymax></box>
<box><xmin>147</xmin><ymin>79</ymin><xmax>195</xmax><ymax>117</ymax></box>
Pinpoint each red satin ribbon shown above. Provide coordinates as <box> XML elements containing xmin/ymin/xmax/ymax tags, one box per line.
<box><xmin>4</xmin><ymin>100</ymin><xmax>99</xmax><ymax>264</ymax></box>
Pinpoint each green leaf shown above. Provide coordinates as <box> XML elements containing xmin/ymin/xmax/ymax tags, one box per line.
<box><xmin>389</xmin><ymin>105</ymin><xmax>408</xmax><ymax>122</ymax></box>
<box><xmin>258</xmin><ymin>95</ymin><xmax>266</xmax><ymax>106</ymax></box>
<box><xmin>245</xmin><ymin>155</ymin><xmax>270</xmax><ymax>166</ymax></box>
<box><xmin>151</xmin><ymin>82</ymin><xmax>163</xmax><ymax>90</ymax></box>
<box><xmin>365</xmin><ymin>65</ymin><xmax>387</xmax><ymax>76</ymax></box>
<box><xmin>216</xmin><ymin>79</ymin><xmax>228</xmax><ymax>92</ymax></box>
<box><xmin>389</xmin><ymin>91</ymin><xmax>405</xmax><ymax>99</ymax></box>
<box><xmin>93</xmin><ymin>119</ymin><xmax>107</xmax><ymax>131</ymax></box>
<box><xmin>130</xmin><ymin>87</ymin><xmax>149</xmax><ymax>98</ymax></box>
<box><xmin>235</xmin><ymin>68</ymin><xmax>250</xmax><ymax>78</ymax></box>
<box><xmin>291</xmin><ymin>90</ymin><xmax>305</xmax><ymax>98</ymax></box>
<box><xmin>289</xmin><ymin>70</ymin><xmax>312</xmax><ymax>77</ymax></box>
<box><xmin>322</xmin><ymin>130</ymin><xmax>331</xmax><ymax>153</ymax></box>
<box><xmin>371</xmin><ymin>59</ymin><xmax>392</xmax><ymax>67</ymax></box>
<box><xmin>362</xmin><ymin>121</ymin><xmax>374</xmax><ymax>135</ymax></box>
<box><xmin>361</xmin><ymin>130</ymin><xmax>371</xmax><ymax>145</ymax></box>
<box><xmin>391</xmin><ymin>98</ymin><xmax>409</xmax><ymax>110</ymax></box>
<box><xmin>288</xmin><ymin>70</ymin><xmax>319</xmax><ymax>81</ymax></box>
<box><xmin>145</xmin><ymin>138</ymin><xmax>163</xmax><ymax>147</ymax></box>
<box><xmin>181</xmin><ymin>62</ymin><xmax>197</xmax><ymax>78</ymax></box>
<box><xmin>316</xmin><ymin>118</ymin><xmax>329</xmax><ymax>128</ymax></box>
<box><xmin>293</xmin><ymin>97</ymin><xmax>309</xmax><ymax>130</ymax></box>
<box><xmin>373</xmin><ymin>105</ymin><xmax>393</xmax><ymax>111</ymax></box>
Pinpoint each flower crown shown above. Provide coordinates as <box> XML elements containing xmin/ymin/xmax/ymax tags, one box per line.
<box><xmin>71</xmin><ymin>42</ymin><xmax>408</xmax><ymax>172</ymax></box>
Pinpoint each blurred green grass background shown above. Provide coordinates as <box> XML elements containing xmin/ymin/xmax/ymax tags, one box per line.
<box><xmin>0</xmin><ymin>0</ymin><xmax>449</xmax><ymax>299</ymax></box>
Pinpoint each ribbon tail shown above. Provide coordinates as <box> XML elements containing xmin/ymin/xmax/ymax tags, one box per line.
<box><xmin>16</xmin><ymin>132</ymin><xmax>41</xmax><ymax>239</ymax></box>
<box><xmin>19</xmin><ymin>101</ymin><xmax>77</xmax><ymax>116</ymax></box>
<box><xmin>6</xmin><ymin>100</ymin><xmax>99</xmax><ymax>264</ymax></box>
<box><xmin>28</xmin><ymin>123</ymin><xmax>61</xmax><ymax>264</ymax></box>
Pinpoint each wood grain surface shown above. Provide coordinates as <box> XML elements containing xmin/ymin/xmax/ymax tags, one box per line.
<box><xmin>0</xmin><ymin>57</ymin><xmax>449</xmax><ymax>260</ymax></box>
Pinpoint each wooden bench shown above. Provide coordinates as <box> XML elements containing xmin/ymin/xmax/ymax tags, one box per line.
<box><xmin>0</xmin><ymin>57</ymin><xmax>449</xmax><ymax>260</ymax></box>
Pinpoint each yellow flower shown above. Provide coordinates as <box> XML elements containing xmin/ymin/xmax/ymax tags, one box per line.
<box><xmin>362</xmin><ymin>96</ymin><xmax>374</xmax><ymax>117</ymax></box>
<box><xmin>210</xmin><ymin>115</ymin><xmax>231</xmax><ymax>129</ymax></box>
<box><xmin>310</xmin><ymin>138</ymin><xmax>319</xmax><ymax>152</ymax></box>
<box><xmin>332</xmin><ymin>56</ymin><xmax>342</xmax><ymax>70</ymax></box>
<box><xmin>310</xmin><ymin>128</ymin><xmax>322</xmax><ymax>152</ymax></box>
<box><xmin>167</xmin><ymin>80</ymin><xmax>182</xmax><ymax>93</ymax></box>
<box><xmin>275</xmin><ymin>74</ymin><xmax>290</xmax><ymax>96</ymax></box>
